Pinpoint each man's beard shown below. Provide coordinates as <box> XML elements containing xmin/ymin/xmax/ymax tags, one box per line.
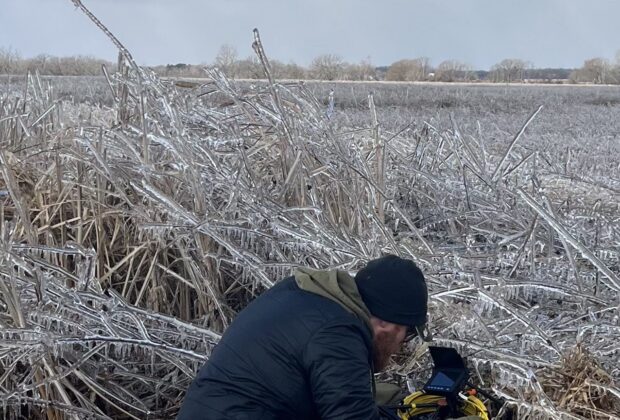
<box><xmin>372</xmin><ymin>336</ymin><xmax>393</xmax><ymax>372</ymax></box>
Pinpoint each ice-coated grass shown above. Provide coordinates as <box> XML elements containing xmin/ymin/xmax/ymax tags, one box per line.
<box><xmin>0</xmin><ymin>4</ymin><xmax>618</xmax><ymax>419</ymax></box>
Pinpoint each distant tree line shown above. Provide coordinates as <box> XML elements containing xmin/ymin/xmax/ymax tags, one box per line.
<box><xmin>0</xmin><ymin>47</ymin><xmax>113</xmax><ymax>76</ymax></box>
<box><xmin>149</xmin><ymin>45</ymin><xmax>376</xmax><ymax>81</ymax></box>
<box><xmin>3</xmin><ymin>45</ymin><xmax>620</xmax><ymax>85</ymax></box>
<box><xmin>568</xmin><ymin>57</ymin><xmax>620</xmax><ymax>84</ymax></box>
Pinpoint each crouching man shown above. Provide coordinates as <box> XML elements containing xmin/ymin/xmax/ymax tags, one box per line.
<box><xmin>179</xmin><ymin>254</ymin><xmax>430</xmax><ymax>419</ymax></box>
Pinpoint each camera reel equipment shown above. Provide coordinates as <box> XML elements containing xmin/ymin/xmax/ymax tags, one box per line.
<box><xmin>397</xmin><ymin>347</ymin><xmax>490</xmax><ymax>420</ymax></box>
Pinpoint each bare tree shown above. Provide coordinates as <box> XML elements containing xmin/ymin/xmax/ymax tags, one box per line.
<box><xmin>236</xmin><ymin>56</ymin><xmax>263</xmax><ymax>79</ymax></box>
<box><xmin>434</xmin><ymin>60</ymin><xmax>474</xmax><ymax>82</ymax></box>
<box><xmin>309</xmin><ymin>54</ymin><xmax>344</xmax><ymax>80</ymax></box>
<box><xmin>612</xmin><ymin>51</ymin><xmax>620</xmax><ymax>84</ymax></box>
<box><xmin>385</xmin><ymin>58</ymin><xmax>431</xmax><ymax>81</ymax></box>
<box><xmin>0</xmin><ymin>47</ymin><xmax>22</xmax><ymax>74</ymax></box>
<box><xmin>342</xmin><ymin>57</ymin><xmax>376</xmax><ymax>81</ymax></box>
<box><xmin>281</xmin><ymin>62</ymin><xmax>306</xmax><ymax>80</ymax></box>
<box><xmin>270</xmin><ymin>60</ymin><xmax>307</xmax><ymax>80</ymax></box>
<box><xmin>269</xmin><ymin>59</ymin><xmax>288</xmax><ymax>79</ymax></box>
<box><xmin>214</xmin><ymin>44</ymin><xmax>239</xmax><ymax>77</ymax></box>
<box><xmin>2</xmin><ymin>53</ymin><xmax>113</xmax><ymax>76</ymax></box>
<box><xmin>385</xmin><ymin>60</ymin><xmax>409</xmax><ymax>81</ymax></box>
<box><xmin>25</xmin><ymin>54</ymin><xmax>51</xmax><ymax>73</ymax></box>
<box><xmin>570</xmin><ymin>58</ymin><xmax>614</xmax><ymax>84</ymax></box>
<box><xmin>583</xmin><ymin>58</ymin><xmax>612</xmax><ymax>84</ymax></box>
<box><xmin>489</xmin><ymin>58</ymin><xmax>531</xmax><ymax>82</ymax></box>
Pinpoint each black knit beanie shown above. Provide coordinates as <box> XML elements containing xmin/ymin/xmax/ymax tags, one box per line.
<box><xmin>355</xmin><ymin>255</ymin><xmax>428</xmax><ymax>328</ymax></box>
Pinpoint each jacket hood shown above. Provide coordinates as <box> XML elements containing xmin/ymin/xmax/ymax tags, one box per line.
<box><xmin>294</xmin><ymin>267</ymin><xmax>373</xmax><ymax>333</ymax></box>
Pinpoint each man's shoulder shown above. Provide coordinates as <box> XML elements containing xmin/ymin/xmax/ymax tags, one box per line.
<box><xmin>232</xmin><ymin>276</ymin><xmax>366</xmax><ymax>342</ymax></box>
<box><xmin>258</xmin><ymin>276</ymin><xmax>360</xmax><ymax>320</ymax></box>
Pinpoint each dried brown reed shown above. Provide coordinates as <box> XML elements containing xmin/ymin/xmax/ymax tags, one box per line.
<box><xmin>0</xmin><ymin>2</ymin><xmax>618</xmax><ymax>419</ymax></box>
<box><xmin>538</xmin><ymin>344</ymin><xmax>618</xmax><ymax>418</ymax></box>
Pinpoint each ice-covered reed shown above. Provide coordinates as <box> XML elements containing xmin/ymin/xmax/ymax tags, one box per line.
<box><xmin>0</xmin><ymin>2</ymin><xmax>618</xmax><ymax>418</ymax></box>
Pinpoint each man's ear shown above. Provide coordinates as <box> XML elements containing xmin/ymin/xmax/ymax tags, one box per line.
<box><xmin>370</xmin><ymin>316</ymin><xmax>392</xmax><ymax>332</ymax></box>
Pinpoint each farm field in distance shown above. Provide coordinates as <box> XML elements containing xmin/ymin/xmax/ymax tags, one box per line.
<box><xmin>1</xmin><ymin>69</ymin><xmax>619</xmax><ymax>419</ymax></box>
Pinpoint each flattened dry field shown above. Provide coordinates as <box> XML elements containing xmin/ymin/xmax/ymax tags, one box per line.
<box><xmin>1</xmin><ymin>63</ymin><xmax>620</xmax><ymax>418</ymax></box>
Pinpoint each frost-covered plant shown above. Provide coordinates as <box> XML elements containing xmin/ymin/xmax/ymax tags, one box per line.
<box><xmin>0</xmin><ymin>1</ymin><xmax>618</xmax><ymax>418</ymax></box>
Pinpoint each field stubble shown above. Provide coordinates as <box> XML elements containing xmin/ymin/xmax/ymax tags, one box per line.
<box><xmin>1</xmin><ymin>41</ymin><xmax>620</xmax><ymax>420</ymax></box>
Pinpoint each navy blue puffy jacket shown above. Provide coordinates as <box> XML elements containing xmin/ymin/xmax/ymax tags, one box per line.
<box><xmin>178</xmin><ymin>276</ymin><xmax>381</xmax><ymax>419</ymax></box>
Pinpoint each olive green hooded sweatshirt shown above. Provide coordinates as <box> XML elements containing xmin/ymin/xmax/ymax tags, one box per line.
<box><xmin>294</xmin><ymin>267</ymin><xmax>405</xmax><ymax>406</ymax></box>
<box><xmin>294</xmin><ymin>267</ymin><xmax>373</xmax><ymax>331</ymax></box>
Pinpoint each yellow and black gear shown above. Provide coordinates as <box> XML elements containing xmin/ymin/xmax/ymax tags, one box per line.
<box><xmin>398</xmin><ymin>390</ymin><xmax>489</xmax><ymax>420</ymax></box>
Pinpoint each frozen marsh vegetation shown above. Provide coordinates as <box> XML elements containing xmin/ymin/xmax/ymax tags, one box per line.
<box><xmin>0</xmin><ymin>3</ymin><xmax>620</xmax><ymax>420</ymax></box>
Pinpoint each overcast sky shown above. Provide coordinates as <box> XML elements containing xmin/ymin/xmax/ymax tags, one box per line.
<box><xmin>1</xmin><ymin>0</ymin><xmax>619</xmax><ymax>70</ymax></box>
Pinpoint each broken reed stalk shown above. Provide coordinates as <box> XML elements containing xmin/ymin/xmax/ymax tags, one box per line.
<box><xmin>368</xmin><ymin>92</ymin><xmax>385</xmax><ymax>224</ymax></box>
<box><xmin>492</xmin><ymin>105</ymin><xmax>543</xmax><ymax>181</ymax></box>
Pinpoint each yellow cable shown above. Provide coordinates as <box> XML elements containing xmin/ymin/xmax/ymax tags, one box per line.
<box><xmin>398</xmin><ymin>391</ymin><xmax>489</xmax><ymax>420</ymax></box>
